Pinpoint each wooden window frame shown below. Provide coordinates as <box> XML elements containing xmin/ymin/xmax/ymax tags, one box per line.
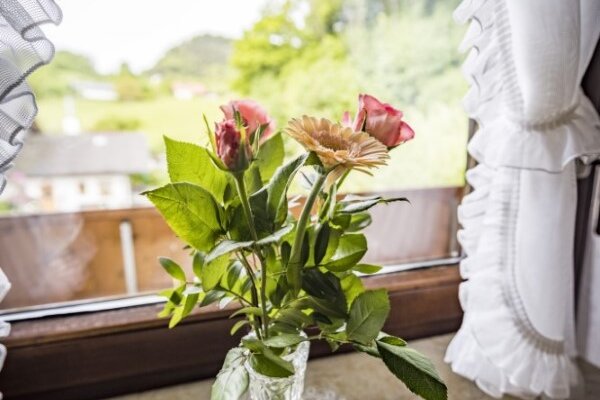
<box><xmin>11</xmin><ymin>25</ymin><xmax>600</xmax><ymax>400</ymax></box>
<box><xmin>0</xmin><ymin>265</ymin><xmax>462</xmax><ymax>400</ymax></box>
<box><xmin>0</xmin><ymin>184</ymin><xmax>466</xmax><ymax>399</ymax></box>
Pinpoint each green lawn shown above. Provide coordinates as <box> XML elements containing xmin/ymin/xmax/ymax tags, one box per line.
<box><xmin>36</xmin><ymin>96</ymin><xmax>226</xmax><ymax>152</ymax></box>
<box><xmin>35</xmin><ymin>96</ymin><xmax>468</xmax><ymax>192</ymax></box>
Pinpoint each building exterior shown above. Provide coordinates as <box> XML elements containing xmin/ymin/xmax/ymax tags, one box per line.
<box><xmin>171</xmin><ymin>81</ymin><xmax>206</xmax><ymax>100</ymax></box>
<box><xmin>13</xmin><ymin>133</ymin><xmax>151</xmax><ymax>213</ymax></box>
<box><xmin>71</xmin><ymin>81</ymin><xmax>118</xmax><ymax>101</ymax></box>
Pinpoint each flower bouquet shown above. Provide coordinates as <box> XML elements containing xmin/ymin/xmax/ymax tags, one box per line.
<box><xmin>144</xmin><ymin>94</ymin><xmax>447</xmax><ymax>400</ymax></box>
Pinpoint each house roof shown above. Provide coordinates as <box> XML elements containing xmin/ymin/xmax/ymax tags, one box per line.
<box><xmin>71</xmin><ymin>81</ymin><xmax>116</xmax><ymax>92</ymax></box>
<box><xmin>15</xmin><ymin>133</ymin><xmax>152</xmax><ymax>176</ymax></box>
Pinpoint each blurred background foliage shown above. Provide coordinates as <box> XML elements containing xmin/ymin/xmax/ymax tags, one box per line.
<box><xmin>32</xmin><ymin>0</ymin><xmax>467</xmax><ymax>193</ymax></box>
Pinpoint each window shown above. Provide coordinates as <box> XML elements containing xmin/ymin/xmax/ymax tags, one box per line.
<box><xmin>0</xmin><ymin>0</ymin><xmax>466</xmax><ymax>314</ymax></box>
<box><xmin>0</xmin><ymin>1</ymin><xmax>474</xmax><ymax>397</ymax></box>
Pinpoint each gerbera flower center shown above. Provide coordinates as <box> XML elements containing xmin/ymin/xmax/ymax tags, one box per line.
<box><xmin>313</xmin><ymin>130</ymin><xmax>351</xmax><ymax>151</ymax></box>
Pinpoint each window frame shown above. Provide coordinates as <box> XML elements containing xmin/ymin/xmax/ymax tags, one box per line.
<box><xmin>0</xmin><ymin>265</ymin><xmax>462</xmax><ymax>400</ymax></box>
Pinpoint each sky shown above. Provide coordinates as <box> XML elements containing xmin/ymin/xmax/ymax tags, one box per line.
<box><xmin>45</xmin><ymin>0</ymin><xmax>270</xmax><ymax>74</ymax></box>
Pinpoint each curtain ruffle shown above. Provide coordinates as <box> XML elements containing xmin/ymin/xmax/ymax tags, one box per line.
<box><xmin>0</xmin><ymin>0</ymin><xmax>62</xmax><ymax>194</ymax></box>
<box><xmin>447</xmin><ymin>164</ymin><xmax>578</xmax><ymax>399</ymax></box>
<box><xmin>456</xmin><ymin>0</ymin><xmax>600</xmax><ymax>173</ymax></box>
<box><xmin>446</xmin><ymin>0</ymin><xmax>588</xmax><ymax>398</ymax></box>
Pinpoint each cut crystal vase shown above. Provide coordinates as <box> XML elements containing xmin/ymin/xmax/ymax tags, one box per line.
<box><xmin>244</xmin><ymin>336</ymin><xmax>310</xmax><ymax>400</ymax></box>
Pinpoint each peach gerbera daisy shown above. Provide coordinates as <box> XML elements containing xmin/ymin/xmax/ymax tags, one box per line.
<box><xmin>285</xmin><ymin>116</ymin><xmax>389</xmax><ymax>183</ymax></box>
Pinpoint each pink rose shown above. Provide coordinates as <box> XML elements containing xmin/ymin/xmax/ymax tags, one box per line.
<box><xmin>214</xmin><ymin>119</ymin><xmax>251</xmax><ymax>171</ymax></box>
<box><xmin>343</xmin><ymin>94</ymin><xmax>415</xmax><ymax>148</ymax></box>
<box><xmin>220</xmin><ymin>99</ymin><xmax>275</xmax><ymax>140</ymax></box>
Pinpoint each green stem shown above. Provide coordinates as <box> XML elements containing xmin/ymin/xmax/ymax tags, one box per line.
<box><xmin>233</xmin><ymin>173</ymin><xmax>270</xmax><ymax>338</ymax></box>
<box><xmin>336</xmin><ymin>169</ymin><xmax>351</xmax><ymax>191</ymax></box>
<box><xmin>287</xmin><ymin>171</ymin><xmax>328</xmax><ymax>297</ymax></box>
<box><xmin>235</xmin><ymin>252</ymin><xmax>262</xmax><ymax>337</ymax></box>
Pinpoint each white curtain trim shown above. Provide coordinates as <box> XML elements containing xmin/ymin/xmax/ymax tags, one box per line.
<box><xmin>0</xmin><ymin>0</ymin><xmax>62</xmax><ymax>193</ymax></box>
<box><xmin>444</xmin><ymin>0</ymin><xmax>600</xmax><ymax>398</ymax></box>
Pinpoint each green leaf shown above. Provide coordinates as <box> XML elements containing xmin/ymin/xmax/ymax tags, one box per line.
<box><xmin>262</xmin><ymin>333</ymin><xmax>306</xmax><ymax>348</ymax></box>
<box><xmin>302</xmin><ymin>296</ymin><xmax>347</xmax><ymax>319</ymax></box>
<box><xmin>164</xmin><ymin>136</ymin><xmax>229</xmax><ymax>203</ymax></box>
<box><xmin>206</xmin><ymin>240</ymin><xmax>254</xmax><ymax>263</ymax></box>
<box><xmin>168</xmin><ymin>291</ymin><xmax>200</xmax><ymax>328</ymax></box>
<box><xmin>159</xmin><ymin>257</ymin><xmax>187</xmax><ymax>282</ymax></box>
<box><xmin>249</xmin><ymin>353</ymin><xmax>294</xmax><ymax>378</ymax></box>
<box><xmin>319</xmin><ymin>226</ymin><xmax>342</xmax><ymax>265</ymax></box>
<box><xmin>353</xmin><ymin>342</ymin><xmax>380</xmax><ymax>358</ymax></box>
<box><xmin>241</xmin><ymin>337</ymin><xmax>264</xmax><ymax>352</ymax></box>
<box><xmin>200</xmin><ymin>290</ymin><xmax>225</xmax><ymax>307</ymax></box>
<box><xmin>266</xmin><ymin>153</ymin><xmax>309</xmax><ymax>225</ymax></box>
<box><xmin>354</xmin><ymin>264</ymin><xmax>383</xmax><ymax>274</ymax></box>
<box><xmin>379</xmin><ymin>335</ymin><xmax>407</xmax><ymax>347</ymax></box>
<box><xmin>302</xmin><ymin>268</ymin><xmax>343</xmax><ymax>299</ymax></box>
<box><xmin>341</xmin><ymin>273</ymin><xmax>365</xmax><ymax>309</ymax></box>
<box><xmin>281</xmin><ymin>242</ymin><xmax>291</xmax><ymax>266</ymax></box>
<box><xmin>169</xmin><ymin>306</ymin><xmax>185</xmax><ymax>328</ymax></box>
<box><xmin>230</xmin><ymin>306</ymin><xmax>263</xmax><ymax>319</ymax></box>
<box><xmin>314</xmin><ymin>223</ymin><xmax>331</xmax><ymax>265</ymax></box>
<box><xmin>182</xmin><ymin>292</ymin><xmax>200</xmax><ymax>317</ymax></box>
<box><xmin>230</xmin><ymin>320</ymin><xmax>250</xmax><ymax>336</ymax></box>
<box><xmin>376</xmin><ymin>340</ymin><xmax>447</xmax><ymax>400</ymax></box>
<box><xmin>157</xmin><ymin>301</ymin><xmax>176</xmax><ymax>318</ymax></box>
<box><xmin>339</xmin><ymin>195</ymin><xmax>409</xmax><ymax>214</ymax></box>
<box><xmin>144</xmin><ymin>183</ymin><xmax>223</xmax><ymax>252</ymax></box>
<box><xmin>275</xmin><ymin>308</ymin><xmax>313</xmax><ymax>328</ymax></box>
<box><xmin>254</xmin><ymin>132</ymin><xmax>284</xmax><ymax>183</ymax></box>
<box><xmin>162</xmin><ymin>283</ymin><xmax>186</xmax><ymax>306</ymax></box>
<box><xmin>300</xmin><ymin>230</ymin><xmax>311</xmax><ymax>267</ymax></box>
<box><xmin>347</xmin><ymin>212</ymin><xmax>372</xmax><ymax>232</ymax></box>
<box><xmin>256</xmin><ymin>224</ymin><xmax>294</xmax><ymax>246</ymax></box>
<box><xmin>224</xmin><ymin>260</ymin><xmax>245</xmax><ymax>291</ymax></box>
<box><xmin>202</xmin><ymin>255</ymin><xmax>229</xmax><ymax>291</ymax></box>
<box><xmin>211</xmin><ymin>348</ymin><xmax>249</xmax><ymax>400</ymax></box>
<box><xmin>244</xmin><ymin>164</ymin><xmax>263</xmax><ymax>195</ymax></box>
<box><xmin>322</xmin><ymin>234</ymin><xmax>367</xmax><ymax>272</ymax></box>
<box><xmin>207</xmin><ymin>225</ymin><xmax>292</xmax><ymax>263</ymax></box>
<box><xmin>241</xmin><ymin>337</ymin><xmax>296</xmax><ymax>378</ymax></box>
<box><xmin>192</xmin><ymin>252</ymin><xmax>204</xmax><ymax>280</ymax></box>
<box><xmin>346</xmin><ymin>289</ymin><xmax>390</xmax><ymax>345</ymax></box>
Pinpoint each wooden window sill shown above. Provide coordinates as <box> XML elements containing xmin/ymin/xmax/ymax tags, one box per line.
<box><xmin>0</xmin><ymin>265</ymin><xmax>462</xmax><ymax>400</ymax></box>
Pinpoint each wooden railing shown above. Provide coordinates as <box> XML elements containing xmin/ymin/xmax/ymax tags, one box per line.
<box><xmin>0</xmin><ymin>187</ymin><xmax>462</xmax><ymax>309</ymax></box>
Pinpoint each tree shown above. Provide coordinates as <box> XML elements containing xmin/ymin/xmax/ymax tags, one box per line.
<box><xmin>28</xmin><ymin>51</ymin><xmax>98</xmax><ymax>98</ymax></box>
<box><xmin>230</xmin><ymin>12</ymin><xmax>307</xmax><ymax>94</ymax></box>
<box><xmin>115</xmin><ymin>63</ymin><xmax>152</xmax><ymax>101</ymax></box>
<box><xmin>151</xmin><ymin>34</ymin><xmax>232</xmax><ymax>79</ymax></box>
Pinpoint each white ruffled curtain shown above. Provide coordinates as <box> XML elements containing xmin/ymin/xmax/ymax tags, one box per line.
<box><xmin>0</xmin><ymin>0</ymin><xmax>61</xmax><ymax>193</ymax></box>
<box><xmin>445</xmin><ymin>0</ymin><xmax>600</xmax><ymax>399</ymax></box>
<box><xmin>0</xmin><ymin>0</ymin><xmax>62</xmax><ymax>382</ymax></box>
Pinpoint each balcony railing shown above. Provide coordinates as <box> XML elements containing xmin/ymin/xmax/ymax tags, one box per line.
<box><xmin>0</xmin><ymin>186</ymin><xmax>462</xmax><ymax>311</ymax></box>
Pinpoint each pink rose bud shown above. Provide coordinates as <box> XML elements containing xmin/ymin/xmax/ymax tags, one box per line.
<box><xmin>220</xmin><ymin>99</ymin><xmax>275</xmax><ymax>140</ymax></box>
<box><xmin>214</xmin><ymin>119</ymin><xmax>251</xmax><ymax>172</ymax></box>
<box><xmin>343</xmin><ymin>94</ymin><xmax>415</xmax><ymax>148</ymax></box>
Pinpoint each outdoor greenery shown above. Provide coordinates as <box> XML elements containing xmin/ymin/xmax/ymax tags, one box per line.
<box><xmin>31</xmin><ymin>0</ymin><xmax>467</xmax><ymax>194</ymax></box>
<box><xmin>145</xmin><ymin>98</ymin><xmax>447</xmax><ymax>399</ymax></box>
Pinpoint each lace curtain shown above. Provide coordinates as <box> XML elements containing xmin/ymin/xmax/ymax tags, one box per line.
<box><xmin>0</xmin><ymin>0</ymin><xmax>62</xmax><ymax>383</ymax></box>
<box><xmin>0</xmin><ymin>0</ymin><xmax>61</xmax><ymax>193</ymax></box>
<box><xmin>445</xmin><ymin>0</ymin><xmax>600</xmax><ymax>398</ymax></box>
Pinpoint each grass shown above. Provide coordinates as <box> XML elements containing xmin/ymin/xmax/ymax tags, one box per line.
<box><xmin>34</xmin><ymin>96</ymin><xmax>468</xmax><ymax>192</ymax></box>
<box><xmin>36</xmin><ymin>96</ymin><xmax>226</xmax><ymax>151</ymax></box>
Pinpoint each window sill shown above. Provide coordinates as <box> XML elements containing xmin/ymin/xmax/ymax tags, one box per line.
<box><xmin>0</xmin><ymin>264</ymin><xmax>462</xmax><ymax>400</ymax></box>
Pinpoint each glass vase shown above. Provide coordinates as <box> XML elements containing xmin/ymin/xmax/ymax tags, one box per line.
<box><xmin>244</xmin><ymin>334</ymin><xmax>310</xmax><ymax>400</ymax></box>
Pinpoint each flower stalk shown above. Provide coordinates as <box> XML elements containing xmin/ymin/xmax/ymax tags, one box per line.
<box><xmin>287</xmin><ymin>171</ymin><xmax>328</xmax><ymax>297</ymax></box>
<box><xmin>233</xmin><ymin>172</ymin><xmax>270</xmax><ymax>338</ymax></box>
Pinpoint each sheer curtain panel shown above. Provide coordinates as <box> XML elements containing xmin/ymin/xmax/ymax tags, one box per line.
<box><xmin>0</xmin><ymin>0</ymin><xmax>62</xmax><ymax>389</ymax></box>
<box><xmin>0</xmin><ymin>0</ymin><xmax>61</xmax><ymax>194</ymax></box>
<box><xmin>445</xmin><ymin>0</ymin><xmax>600</xmax><ymax>399</ymax></box>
